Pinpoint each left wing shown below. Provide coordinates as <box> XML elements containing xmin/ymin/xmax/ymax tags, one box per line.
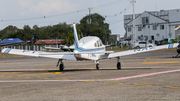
<box><xmin>1</xmin><ymin>48</ymin><xmax>76</xmax><ymax>60</ymax></box>
<box><xmin>108</xmin><ymin>43</ymin><xmax>179</xmax><ymax>58</ymax></box>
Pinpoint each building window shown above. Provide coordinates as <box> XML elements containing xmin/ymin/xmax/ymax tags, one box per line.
<box><xmin>153</xmin><ymin>25</ymin><xmax>157</xmax><ymax>30</ymax></box>
<box><xmin>128</xmin><ymin>27</ymin><xmax>131</xmax><ymax>32</ymax></box>
<box><xmin>142</xmin><ymin>17</ymin><xmax>149</xmax><ymax>24</ymax></box>
<box><xmin>160</xmin><ymin>25</ymin><xmax>164</xmax><ymax>30</ymax></box>
<box><xmin>138</xmin><ymin>27</ymin><xmax>142</xmax><ymax>31</ymax></box>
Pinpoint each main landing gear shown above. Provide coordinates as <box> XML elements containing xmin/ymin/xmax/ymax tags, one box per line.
<box><xmin>172</xmin><ymin>53</ymin><xmax>180</xmax><ymax>58</ymax></box>
<box><xmin>117</xmin><ymin>57</ymin><xmax>121</xmax><ymax>70</ymax></box>
<box><xmin>57</xmin><ymin>59</ymin><xmax>64</xmax><ymax>71</ymax></box>
<box><xmin>94</xmin><ymin>58</ymin><xmax>122</xmax><ymax>70</ymax></box>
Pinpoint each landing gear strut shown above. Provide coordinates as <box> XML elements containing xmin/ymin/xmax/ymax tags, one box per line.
<box><xmin>117</xmin><ymin>57</ymin><xmax>121</xmax><ymax>70</ymax></box>
<box><xmin>172</xmin><ymin>53</ymin><xmax>180</xmax><ymax>58</ymax></box>
<box><xmin>57</xmin><ymin>59</ymin><xmax>64</xmax><ymax>71</ymax></box>
<box><xmin>173</xmin><ymin>44</ymin><xmax>180</xmax><ymax>58</ymax></box>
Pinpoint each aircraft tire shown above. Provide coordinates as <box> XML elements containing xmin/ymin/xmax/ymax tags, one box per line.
<box><xmin>96</xmin><ymin>64</ymin><xmax>99</xmax><ymax>70</ymax></box>
<box><xmin>59</xmin><ymin>63</ymin><xmax>64</xmax><ymax>71</ymax></box>
<box><xmin>136</xmin><ymin>46</ymin><xmax>140</xmax><ymax>49</ymax></box>
<box><xmin>117</xmin><ymin>62</ymin><xmax>121</xmax><ymax>70</ymax></box>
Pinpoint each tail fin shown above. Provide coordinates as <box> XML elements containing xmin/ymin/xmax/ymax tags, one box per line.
<box><xmin>73</xmin><ymin>22</ymin><xmax>79</xmax><ymax>48</ymax></box>
<box><xmin>31</xmin><ymin>35</ymin><xmax>34</xmax><ymax>42</ymax></box>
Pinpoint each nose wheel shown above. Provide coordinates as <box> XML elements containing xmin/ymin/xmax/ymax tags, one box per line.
<box><xmin>94</xmin><ymin>60</ymin><xmax>100</xmax><ymax>70</ymax></box>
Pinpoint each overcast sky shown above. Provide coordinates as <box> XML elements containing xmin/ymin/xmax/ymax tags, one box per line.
<box><xmin>0</xmin><ymin>0</ymin><xmax>180</xmax><ymax>37</ymax></box>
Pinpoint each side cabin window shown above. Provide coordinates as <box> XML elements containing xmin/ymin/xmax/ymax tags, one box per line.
<box><xmin>97</xmin><ymin>41</ymin><xmax>100</xmax><ymax>47</ymax></box>
<box><xmin>94</xmin><ymin>43</ymin><xmax>97</xmax><ymax>47</ymax></box>
<box><xmin>95</xmin><ymin>39</ymin><xmax>103</xmax><ymax>47</ymax></box>
<box><xmin>99</xmin><ymin>40</ymin><xmax>102</xmax><ymax>46</ymax></box>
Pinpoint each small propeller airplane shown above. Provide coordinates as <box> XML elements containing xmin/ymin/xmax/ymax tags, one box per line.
<box><xmin>1</xmin><ymin>22</ymin><xmax>180</xmax><ymax>71</ymax></box>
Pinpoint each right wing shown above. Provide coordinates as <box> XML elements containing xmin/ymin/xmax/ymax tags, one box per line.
<box><xmin>108</xmin><ymin>43</ymin><xmax>179</xmax><ymax>58</ymax></box>
<box><xmin>1</xmin><ymin>48</ymin><xmax>77</xmax><ymax>60</ymax></box>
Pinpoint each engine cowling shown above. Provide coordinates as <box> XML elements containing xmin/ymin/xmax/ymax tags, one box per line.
<box><xmin>177</xmin><ymin>44</ymin><xmax>180</xmax><ymax>54</ymax></box>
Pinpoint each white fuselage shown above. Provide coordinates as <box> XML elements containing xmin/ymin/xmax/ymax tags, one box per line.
<box><xmin>73</xmin><ymin>36</ymin><xmax>106</xmax><ymax>61</ymax></box>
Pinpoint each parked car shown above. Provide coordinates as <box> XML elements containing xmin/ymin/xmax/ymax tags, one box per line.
<box><xmin>159</xmin><ymin>40</ymin><xmax>164</xmax><ymax>45</ymax></box>
<box><xmin>118</xmin><ymin>39</ymin><xmax>131</xmax><ymax>46</ymax></box>
<box><xmin>135</xmin><ymin>41</ymin><xmax>154</xmax><ymax>49</ymax></box>
<box><xmin>148</xmin><ymin>40</ymin><xmax>161</xmax><ymax>46</ymax></box>
<box><xmin>163</xmin><ymin>38</ymin><xmax>176</xmax><ymax>44</ymax></box>
<box><xmin>178</xmin><ymin>40</ymin><xmax>180</xmax><ymax>44</ymax></box>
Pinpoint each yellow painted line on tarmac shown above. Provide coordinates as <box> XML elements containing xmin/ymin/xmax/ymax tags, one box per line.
<box><xmin>4</xmin><ymin>75</ymin><xmax>14</xmax><ymax>77</ymax></box>
<box><xmin>16</xmin><ymin>75</ymin><xmax>31</xmax><ymax>78</ymax></box>
<box><xmin>37</xmin><ymin>77</ymin><xmax>50</xmax><ymax>79</ymax></box>
<box><xmin>166</xmin><ymin>86</ymin><xmax>180</xmax><ymax>89</ymax></box>
<box><xmin>18</xmin><ymin>72</ymin><xmax>63</xmax><ymax>77</ymax></box>
<box><xmin>0</xmin><ymin>75</ymin><xmax>13</xmax><ymax>77</ymax></box>
<box><xmin>104</xmin><ymin>82</ymin><xmax>123</xmax><ymax>84</ymax></box>
<box><xmin>142</xmin><ymin>61</ymin><xmax>180</xmax><ymax>64</ymax></box>
<box><xmin>134</xmin><ymin>83</ymin><xmax>153</xmax><ymax>86</ymax></box>
<box><xmin>53</xmin><ymin>72</ymin><xmax>62</xmax><ymax>74</ymax></box>
<box><xmin>0</xmin><ymin>61</ymin><xmax>9</xmax><ymax>63</ymax></box>
<box><xmin>0</xmin><ymin>72</ymin><xmax>62</xmax><ymax>79</ymax></box>
<box><xmin>0</xmin><ymin>72</ymin><xmax>23</xmax><ymax>74</ymax></box>
<box><xmin>0</xmin><ymin>75</ymin><xmax>5</xmax><ymax>77</ymax></box>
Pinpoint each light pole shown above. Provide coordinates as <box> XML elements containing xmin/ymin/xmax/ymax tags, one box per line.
<box><xmin>132</xmin><ymin>0</ymin><xmax>136</xmax><ymax>48</ymax></box>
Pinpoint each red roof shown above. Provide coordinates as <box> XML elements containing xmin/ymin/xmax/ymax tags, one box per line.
<box><xmin>35</xmin><ymin>40</ymin><xmax>63</xmax><ymax>45</ymax></box>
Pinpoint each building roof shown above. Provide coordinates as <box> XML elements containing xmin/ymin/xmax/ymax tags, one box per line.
<box><xmin>0</xmin><ymin>38</ymin><xmax>24</xmax><ymax>44</ymax></box>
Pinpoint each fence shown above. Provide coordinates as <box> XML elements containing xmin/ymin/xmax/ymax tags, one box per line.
<box><xmin>0</xmin><ymin>45</ymin><xmax>62</xmax><ymax>52</ymax></box>
<box><xmin>1</xmin><ymin>45</ymin><xmax>43</xmax><ymax>51</ymax></box>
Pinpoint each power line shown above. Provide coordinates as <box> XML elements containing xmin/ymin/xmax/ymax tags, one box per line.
<box><xmin>1</xmin><ymin>0</ymin><xmax>129</xmax><ymax>23</ymax></box>
<box><xmin>105</xmin><ymin>3</ymin><xmax>133</xmax><ymax>18</ymax></box>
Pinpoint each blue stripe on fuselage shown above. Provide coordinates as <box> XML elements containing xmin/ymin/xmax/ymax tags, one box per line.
<box><xmin>4</xmin><ymin>48</ymin><xmax>11</xmax><ymax>53</ymax></box>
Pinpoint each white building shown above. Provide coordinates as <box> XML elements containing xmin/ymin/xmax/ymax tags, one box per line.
<box><xmin>124</xmin><ymin>9</ymin><xmax>180</xmax><ymax>41</ymax></box>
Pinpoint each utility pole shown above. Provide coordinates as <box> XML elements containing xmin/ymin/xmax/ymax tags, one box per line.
<box><xmin>88</xmin><ymin>8</ymin><xmax>92</xmax><ymax>36</ymax></box>
<box><xmin>132</xmin><ymin>0</ymin><xmax>136</xmax><ymax>48</ymax></box>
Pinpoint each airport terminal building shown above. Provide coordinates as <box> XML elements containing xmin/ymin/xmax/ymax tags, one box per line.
<box><xmin>124</xmin><ymin>9</ymin><xmax>180</xmax><ymax>41</ymax></box>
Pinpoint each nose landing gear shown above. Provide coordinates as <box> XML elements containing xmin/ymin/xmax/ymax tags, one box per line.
<box><xmin>94</xmin><ymin>60</ymin><xmax>99</xmax><ymax>70</ymax></box>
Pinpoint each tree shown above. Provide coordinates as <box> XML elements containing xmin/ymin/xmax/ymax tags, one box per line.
<box><xmin>78</xmin><ymin>13</ymin><xmax>111</xmax><ymax>44</ymax></box>
<box><xmin>0</xmin><ymin>25</ymin><xmax>18</xmax><ymax>39</ymax></box>
<box><xmin>170</xmin><ymin>38</ymin><xmax>179</xmax><ymax>43</ymax></box>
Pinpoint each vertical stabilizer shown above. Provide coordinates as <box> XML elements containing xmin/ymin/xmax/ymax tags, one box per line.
<box><xmin>73</xmin><ymin>22</ymin><xmax>79</xmax><ymax>48</ymax></box>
